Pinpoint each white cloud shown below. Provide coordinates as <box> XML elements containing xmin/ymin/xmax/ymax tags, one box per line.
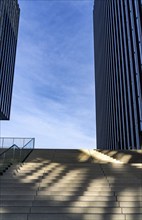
<box><xmin>1</xmin><ymin>99</ymin><xmax>96</xmax><ymax>148</ymax></box>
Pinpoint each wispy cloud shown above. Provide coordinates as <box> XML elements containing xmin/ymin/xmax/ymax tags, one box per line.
<box><xmin>1</xmin><ymin>0</ymin><xmax>96</xmax><ymax>148</ymax></box>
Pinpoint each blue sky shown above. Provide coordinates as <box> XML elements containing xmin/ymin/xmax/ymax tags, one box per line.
<box><xmin>1</xmin><ymin>0</ymin><xmax>96</xmax><ymax>148</ymax></box>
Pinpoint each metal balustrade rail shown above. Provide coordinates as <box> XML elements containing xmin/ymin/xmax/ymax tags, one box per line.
<box><xmin>0</xmin><ymin>137</ymin><xmax>35</xmax><ymax>149</ymax></box>
<box><xmin>0</xmin><ymin>138</ymin><xmax>35</xmax><ymax>174</ymax></box>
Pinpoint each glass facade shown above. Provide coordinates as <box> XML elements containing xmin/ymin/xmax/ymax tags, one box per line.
<box><xmin>0</xmin><ymin>0</ymin><xmax>20</xmax><ymax>120</ymax></box>
<box><xmin>94</xmin><ymin>0</ymin><xmax>142</xmax><ymax>149</ymax></box>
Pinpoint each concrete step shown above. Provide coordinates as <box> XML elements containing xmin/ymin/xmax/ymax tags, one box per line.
<box><xmin>0</xmin><ymin>186</ymin><xmax>39</xmax><ymax>190</ymax></box>
<box><xmin>117</xmin><ymin>196</ymin><xmax>142</xmax><ymax>201</ymax></box>
<box><xmin>122</xmin><ymin>208</ymin><xmax>142</xmax><ymax>214</ymax></box>
<box><xmin>2</xmin><ymin>195</ymin><xmax>140</xmax><ymax>203</ymax></box>
<box><xmin>37</xmin><ymin>191</ymin><xmax>115</xmax><ymax>196</ymax></box>
<box><xmin>1</xmin><ymin>187</ymin><xmax>142</xmax><ymax>198</ymax></box>
<box><xmin>0</xmin><ymin>186</ymin><xmax>140</xmax><ymax>195</ymax></box>
<box><xmin>0</xmin><ymin>195</ymin><xmax>35</xmax><ymax>200</ymax></box>
<box><xmin>0</xmin><ymin>214</ymin><xmax>27</xmax><ymax>220</ymax></box>
<box><xmin>2</xmin><ymin>214</ymin><xmax>141</xmax><ymax>220</ymax></box>
<box><xmin>0</xmin><ymin>207</ymin><xmax>125</xmax><ymax>214</ymax></box>
<box><xmin>0</xmin><ymin>191</ymin><xmax>36</xmax><ymax>195</ymax></box>
<box><xmin>40</xmin><ymin>181</ymin><xmax>110</xmax><ymax>185</ymax></box>
<box><xmin>108</xmin><ymin>180</ymin><xmax>142</xmax><ymax>184</ymax></box>
<box><xmin>0</xmin><ymin>201</ymin><xmax>33</xmax><ymax>206</ymax></box>
<box><xmin>32</xmin><ymin>200</ymin><xmax>120</xmax><ymax>207</ymax></box>
<box><xmin>39</xmin><ymin>184</ymin><xmax>112</xmax><ymax>189</ymax></box>
<box><xmin>120</xmin><ymin>201</ymin><xmax>142</xmax><ymax>207</ymax></box>
<box><xmin>0</xmin><ymin>207</ymin><xmax>30</xmax><ymax>213</ymax></box>
<box><xmin>0</xmin><ymin>184</ymin><xmax>112</xmax><ymax>191</ymax></box>
<box><xmin>39</xmin><ymin>187</ymin><xmax>113</xmax><ymax>192</ymax></box>
<box><xmin>30</xmin><ymin>207</ymin><xmax>122</xmax><ymax>214</ymax></box>
<box><xmin>125</xmin><ymin>215</ymin><xmax>142</xmax><ymax>220</ymax></box>
<box><xmin>0</xmin><ymin>200</ymin><xmax>119</xmax><ymax>207</ymax></box>
<box><xmin>0</xmin><ymin>183</ymin><xmax>39</xmax><ymax>187</ymax></box>
<box><xmin>115</xmin><ymin>192</ymin><xmax>142</xmax><ymax>196</ymax></box>
<box><xmin>28</xmin><ymin>213</ymin><xmax>126</xmax><ymax>220</ymax></box>
<box><xmin>34</xmin><ymin>195</ymin><xmax>117</xmax><ymax>201</ymax></box>
<box><xmin>0</xmin><ymin>179</ymin><xmax>40</xmax><ymax>183</ymax></box>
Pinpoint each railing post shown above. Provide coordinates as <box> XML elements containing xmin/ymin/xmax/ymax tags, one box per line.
<box><xmin>13</xmin><ymin>138</ymin><xmax>14</xmax><ymax>147</ymax></box>
<box><xmin>33</xmin><ymin>138</ymin><xmax>35</xmax><ymax>149</ymax></box>
<box><xmin>3</xmin><ymin>152</ymin><xmax>5</xmax><ymax>162</ymax></box>
<box><xmin>13</xmin><ymin>145</ymin><xmax>15</xmax><ymax>161</ymax></box>
<box><xmin>23</xmin><ymin>138</ymin><xmax>25</xmax><ymax>148</ymax></box>
<box><xmin>2</xmin><ymin>138</ymin><xmax>4</xmax><ymax>148</ymax></box>
<box><xmin>20</xmin><ymin>148</ymin><xmax>22</xmax><ymax>162</ymax></box>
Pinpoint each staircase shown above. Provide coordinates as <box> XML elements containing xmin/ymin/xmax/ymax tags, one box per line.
<box><xmin>0</xmin><ymin>149</ymin><xmax>142</xmax><ymax>220</ymax></box>
<box><xmin>0</xmin><ymin>161</ymin><xmax>12</xmax><ymax>175</ymax></box>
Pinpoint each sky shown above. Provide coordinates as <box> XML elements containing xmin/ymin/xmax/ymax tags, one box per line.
<box><xmin>1</xmin><ymin>0</ymin><xmax>96</xmax><ymax>149</ymax></box>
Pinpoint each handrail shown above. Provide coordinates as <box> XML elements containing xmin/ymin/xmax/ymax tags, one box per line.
<box><xmin>0</xmin><ymin>137</ymin><xmax>35</xmax><ymax>149</ymax></box>
<box><xmin>0</xmin><ymin>144</ymin><xmax>20</xmax><ymax>156</ymax></box>
<box><xmin>22</xmin><ymin>138</ymin><xmax>35</xmax><ymax>149</ymax></box>
<box><xmin>0</xmin><ymin>137</ymin><xmax>35</xmax><ymax>163</ymax></box>
<box><xmin>20</xmin><ymin>138</ymin><xmax>35</xmax><ymax>162</ymax></box>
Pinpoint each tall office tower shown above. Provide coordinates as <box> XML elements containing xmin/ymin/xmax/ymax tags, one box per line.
<box><xmin>0</xmin><ymin>0</ymin><xmax>20</xmax><ymax>120</ymax></box>
<box><xmin>94</xmin><ymin>0</ymin><xmax>142</xmax><ymax>149</ymax></box>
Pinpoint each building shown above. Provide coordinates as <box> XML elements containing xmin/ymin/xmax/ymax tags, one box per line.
<box><xmin>0</xmin><ymin>0</ymin><xmax>20</xmax><ymax>120</ymax></box>
<box><xmin>94</xmin><ymin>0</ymin><xmax>142</xmax><ymax>149</ymax></box>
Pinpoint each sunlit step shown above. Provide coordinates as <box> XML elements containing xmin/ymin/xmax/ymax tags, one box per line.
<box><xmin>0</xmin><ymin>179</ymin><xmax>41</xmax><ymax>183</ymax></box>
<box><xmin>120</xmin><ymin>201</ymin><xmax>142</xmax><ymax>207</ymax></box>
<box><xmin>37</xmin><ymin>191</ymin><xmax>115</xmax><ymax>196</ymax></box>
<box><xmin>115</xmin><ymin>192</ymin><xmax>142</xmax><ymax>196</ymax></box>
<box><xmin>39</xmin><ymin>187</ymin><xmax>112</xmax><ymax>192</ymax></box>
<box><xmin>122</xmin><ymin>208</ymin><xmax>142</xmax><ymax>213</ymax></box>
<box><xmin>40</xmin><ymin>180</ymin><xmax>109</xmax><ymax>184</ymax></box>
<box><xmin>117</xmin><ymin>196</ymin><xmax>142</xmax><ymax>201</ymax></box>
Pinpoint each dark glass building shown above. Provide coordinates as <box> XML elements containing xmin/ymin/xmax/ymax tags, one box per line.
<box><xmin>0</xmin><ymin>0</ymin><xmax>20</xmax><ymax>120</ymax></box>
<box><xmin>94</xmin><ymin>0</ymin><xmax>142</xmax><ymax>149</ymax></box>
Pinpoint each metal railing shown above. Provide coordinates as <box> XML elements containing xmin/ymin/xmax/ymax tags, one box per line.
<box><xmin>0</xmin><ymin>137</ymin><xmax>35</xmax><ymax>149</ymax></box>
<box><xmin>0</xmin><ymin>137</ymin><xmax>35</xmax><ymax>163</ymax></box>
